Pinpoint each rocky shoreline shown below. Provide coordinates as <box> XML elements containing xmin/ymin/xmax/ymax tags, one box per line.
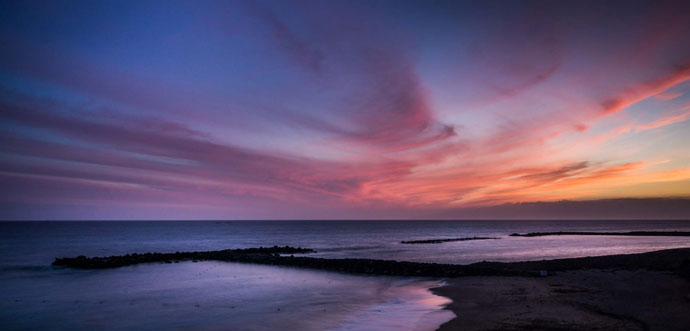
<box><xmin>53</xmin><ymin>247</ymin><xmax>690</xmax><ymax>279</ymax></box>
<box><xmin>510</xmin><ymin>231</ymin><xmax>690</xmax><ymax>237</ymax></box>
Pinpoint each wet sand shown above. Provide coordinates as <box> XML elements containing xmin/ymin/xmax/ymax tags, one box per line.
<box><xmin>432</xmin><ymin>269</ymin><xmax>690</xmax><ymax>331</ymax></box>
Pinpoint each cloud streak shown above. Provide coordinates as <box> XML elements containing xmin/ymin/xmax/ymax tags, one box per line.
<box><xmin>599</xmin><ymin>62</ymin><xmax>690</xmax><ymax>116</ymax></box>
<box><xmin>1</xmin><ymin>0</ymin><xmax>690</xmax><ymax>219</ymax></box>
<box><xmin>635</xmin><ymin>108</ymin><xmax>690</xmax><ymax>131</ymax></box>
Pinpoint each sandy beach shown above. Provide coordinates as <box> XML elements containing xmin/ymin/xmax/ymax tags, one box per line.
<box><xmin>433</xmin><ymin>269</ymin><xmax>690</xmax><ymax>331</ymax></box>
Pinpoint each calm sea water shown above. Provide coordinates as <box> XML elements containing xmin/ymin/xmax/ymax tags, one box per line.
<box><xmin>2</xmin><ymin>220</ymin><xmax>690</xmax><ymax>330</ymax></box>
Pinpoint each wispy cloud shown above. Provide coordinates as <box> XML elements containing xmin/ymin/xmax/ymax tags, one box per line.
<box><xmin>2</xmin><ymin>0</ymin><xmax>690</xmax><ymax>219</ymax></box>
<box><xmin>635</xmin><ymin>108</ymin><xmax>690</xmax><ymax>131</ymax></box>
<box><xmin>599</xmin><ymin>62</ymin><xmax>690</xmax><ymax>116</ymax></box>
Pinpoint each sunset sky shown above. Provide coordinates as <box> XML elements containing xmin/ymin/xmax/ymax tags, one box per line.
<box><xmin>1</xmin><ymin>0</ymin><xmax>690</xmax><ymax>219</ymax></box>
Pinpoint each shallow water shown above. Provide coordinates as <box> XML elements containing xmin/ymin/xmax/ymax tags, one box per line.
<box><xmin>1</xmin><ymin>220</ymin><xmax>689</xmax><ymax>330</ymax></box>
<box><xmin>0</xmin><ymin>261</ymin><xmax>451</xmax><ymax>331</ymax></box>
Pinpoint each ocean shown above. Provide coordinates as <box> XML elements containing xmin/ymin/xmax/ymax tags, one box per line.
<box><xmin>2</xmin><ymin>220</ymin><xmax>690</xmax><ymax>330</ymax></box>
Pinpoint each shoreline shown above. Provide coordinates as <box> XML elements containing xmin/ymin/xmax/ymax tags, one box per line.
<box><xmin>53</xmin><ymin>247</ymin><xmax>690</xmax><ymax>330</ymax></box>
<box><xmin>510</xmin><ymin>230</ymin><xmax>690</xmax><ymax>237</ymax></box>
<box><xmin>53</xmin><ymin>247</ymin><xmax>690</xmax><ymax>279</ymax></box>
<box><xmin>332</xmin><ymin>279</ymin><xmax>455</xmax><ymax>331</ymax></box>
<box><xmin>426</xmin><ymin>247</ymin><xmax>690</xmax><ymax>330</ymax></box>
<box><xmin>431</xmin><ymin>269</ymin><xmax>690</xmax><ymax>330</ymax></box>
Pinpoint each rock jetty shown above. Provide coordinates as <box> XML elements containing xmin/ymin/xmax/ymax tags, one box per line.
<box><xmin>53</xmin><ymin>246</ymin><xmax>690</xmax><ymax>279</ymax></box>
<box><xmin>510</xmin><ymin>231</ymin><xmax>690</xmax><ymax>237</ymax></box>
<box><xmin>52</xmin><ymin>246</ymin><xmax>314</xmax><ymax>269</ymax></box>
<box><xmin>401</xmin><ymin>237</ymin><xmax>500</xmax><ymax>244</ymax></box>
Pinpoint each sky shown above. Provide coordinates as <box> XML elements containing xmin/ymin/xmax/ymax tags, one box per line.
<box><xmin>1</xmin><ymin>0</ymin><xmax>690</xmax><ymax>220</ymax></box>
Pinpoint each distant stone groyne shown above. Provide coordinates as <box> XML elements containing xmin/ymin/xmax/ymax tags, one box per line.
<box><xmin>401</xmin><ymin>237</ymin><xmax>500</xmax><ymax>244</ymax></box>
<box><xmin>510</xmin><ymin>231</ymin><xmax>690</xmax><ymax>237</ymax></box>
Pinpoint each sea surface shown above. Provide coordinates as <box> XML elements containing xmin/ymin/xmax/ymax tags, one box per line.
<box><xmin>2</xmin><ymin>220</ymin><xmax>690</xmax><ymax>330</ymax></box>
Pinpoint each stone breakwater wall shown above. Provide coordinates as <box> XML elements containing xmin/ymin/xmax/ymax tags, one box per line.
<box><xmin>52</xmin><ymin>246</ymin><xmax>314</xmax><ymax>269</ymax></box>
<box><xmin>53</xmin><ymin>247</ymin><xmax>690</xmax><ymax>279</ymax></box>
<box><xmin>510</xmin><ymin>231</ymin><xmax>690</xmax><ymax>237</ymax></box>
<box><xmin>401</xmin><ymin>237</ymin><xmax>500</xmax><ymax>244</ymax></box>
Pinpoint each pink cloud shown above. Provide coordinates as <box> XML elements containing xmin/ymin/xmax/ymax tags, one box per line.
<box><xmin>599</xmin><ymin>62</ymin><xmax>690</xmax><ymax>116</ymax></box>
<box><xmin>635</xmin><ymin>108</ymin><xmax>690</xmax><ymax>131</ymax></box>
<box><xmin>654</xmin><ymin>91</ymin><xmax>682</xmax><ymax>100</ymax></box>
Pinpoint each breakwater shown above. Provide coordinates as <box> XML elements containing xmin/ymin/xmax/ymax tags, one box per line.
<box><xmin>401</xmin><ymin>237</ymin><xmax>500</xmax><ymax>244</ymax></box>
<box><xmin>53</xmin><ymin>246</ymin><xmax>690</xmax><ymax>279</ymax></box>
<box><xmin>52</xmin><ymin>246</ymin><xmax>314</xmax><ymax>269</ymax></box>
<box><xmin>510</xmin><ymin>231</ymin><xmax>690</xmax><ymax>237</ymax></box>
